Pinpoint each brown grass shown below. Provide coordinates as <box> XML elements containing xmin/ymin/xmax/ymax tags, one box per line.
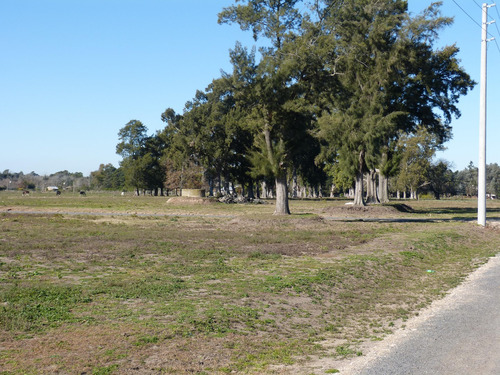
<box><xmin>1</xmin><ymin>195</ymin><xmax>499</xmax><ymax>374</ymax></box>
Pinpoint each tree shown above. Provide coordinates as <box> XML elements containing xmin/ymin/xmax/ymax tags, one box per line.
<box><xmin>219</xmin><ymin>0</ymin><xmax>306</xmax><ymax>215</ymax></box>
<box><xmin>316</xmin><ymin>1</ymin><xmax>474</xmax><ymax>205</ymax></box>
<box><xmin>394</xmin><ymin>127</ymin><xmax>441</xmax><ymax>199</ymax></box>
<box><xmin>116</xmin><ymin>120</ymin><xmax>156</xmax><ymax>194</ymax></box>
<box><xmin>486</xmin><ymin>163</ymin><xmax>500</xmax><ymax>197</ymax></box>
<box><xmin>427</xmin><ymin>160</ymin><xmax>455</xmax><ymax>199</ymax></box>
<box><xmin>90</xmin><ymin>163</ymin><xmax>125</xmax><ymax>190</ymax></box>
<box><xmin>455</xmin><ymin>162</ymin><xmax>477</xmax><ymax>197</ymax></box>
<box><xmin>178</xmin><ymin>72</ymin><xmax>255</xmax><ymax>196</ymax></box>
<box><xmin>317</xmin><ymin>0</ymin><xmax>410</xmax><ymax>206</ymax></box>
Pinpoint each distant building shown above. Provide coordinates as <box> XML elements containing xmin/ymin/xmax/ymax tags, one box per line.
<box><xmin>46</xmin><ymin>186</ymin><xmax>59</xmax><ymax>191</ymax></box>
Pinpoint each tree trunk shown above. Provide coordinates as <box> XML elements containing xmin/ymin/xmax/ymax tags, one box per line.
<box><xmin>274</xmin><ymin>172</ymin><xmax>290</xmax><ymax>215</ymax></box>
<box><xmin>353</xmin><ymin>151</ymin><xmax>366</xmax><ymax>206</ymax></box>
<box><xmin>378</xmin><ymin>171</ymin><xmax>389</xmax><ymax>203</ymax></box>
<box><xmin>353</xmin><ymin>171</ymin><xmax>365</xmax><ymax>206</ymax></box>
<box><xmin>208</xmin><ymin>177</ymin><xmax>214</xmax><ymax>197</ymax></box>
<box><xmin>366</xmin><ymin>170</ymin><xmax>379</xmax><ymax>204</ymax></box>
<box><xmin>264</xmin><ymin>123</ymin><xmax>289</xmax><ymax>214</ymax></box>
<box><xmin>261</xmin><ymin>181</ymin><xmax>268</xmax><ymax>198</ymax></box>
<box><xmin>247</xmin><ymin>182</ymin><xmax>255</xmax><ymax>200</ymax></box>
<box><xmin>292</xmin><ymin>168</ymin><xmax>298</xmax><ymax>199</ymax></box>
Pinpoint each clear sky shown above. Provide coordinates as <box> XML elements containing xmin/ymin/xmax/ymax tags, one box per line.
<box><xmin>1</xmin><ymin>0</ymin><xmax>499</xmax><ymax>176</ymax></box>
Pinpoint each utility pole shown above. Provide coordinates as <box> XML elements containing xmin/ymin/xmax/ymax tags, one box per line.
<box><xmin>478</xmin><ymin>2</ymin><xmax>496</xmax><ymax>227</ymax></box>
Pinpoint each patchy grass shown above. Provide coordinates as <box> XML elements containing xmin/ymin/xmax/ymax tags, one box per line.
<box><xmin>0</xmin><ymin>193</ymin><xmax>499</xmax><ymax>374</ymax></box>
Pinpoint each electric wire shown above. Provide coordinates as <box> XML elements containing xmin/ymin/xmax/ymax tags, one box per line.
<box><xmin>471</xmin><ymin>0</ymin><xmax>482</xmax><ymax>10</ymax></box>
<box><xmin>452</xmin><ymin>0</ymin><xmax>500</xmax><ymax>55</ymax></box>
<box><xmin>494</xmin><ymin>4</ymin><xmax>500</xmax><ymax>39</ymax></box>
<box><xmin>491</xmin><ymin>4</ymin><xmax>500</xmax><ymax>54</ymax></box>
<box><xmin>452</xmin><ymin>0</ymin><xmax>482</xmax><ymax>28</ymax></box>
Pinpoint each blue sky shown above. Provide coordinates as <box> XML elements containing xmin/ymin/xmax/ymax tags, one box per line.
<box><xmin>1</xmin><ymin>0</ymin><xmax>499</xmax><ymax>176</ymax></box>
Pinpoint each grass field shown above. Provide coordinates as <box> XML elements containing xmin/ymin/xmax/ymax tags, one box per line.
<box><xmin>1</xmin><ymin>191</ymin><xmax>499</xmax><ymax>374</ymax></box>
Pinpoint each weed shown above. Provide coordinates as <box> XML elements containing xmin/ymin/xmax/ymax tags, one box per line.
<box><xmin>92</xmin><ymin>364</ymin><xmax>119</xmax><ymax>375</ymax></box>
<box><xmin>335</xmin><ymin>345</ymin><xmax>356</xmax><ymax>357</ymax></box>
<box><xmin>134</xmin><ymin>335</ymin><xmax>159</xmax><ymax>346</ymax></box>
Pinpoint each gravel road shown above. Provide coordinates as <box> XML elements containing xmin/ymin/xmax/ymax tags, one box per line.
<box><xmin>335</xmin><ymin>253</ymin><xmax>500</xmax><ymax>375</ymax></box>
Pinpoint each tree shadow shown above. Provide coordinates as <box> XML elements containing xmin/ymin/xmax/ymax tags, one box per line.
<box><xmin>390</xmin><ymin>202</ymin><xmax>500</xmax><ymax>221</ymax></box>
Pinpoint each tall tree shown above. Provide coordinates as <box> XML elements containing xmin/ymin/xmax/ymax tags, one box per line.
<box><xmin>316</xmin><ymin>0</ymin><xmax>474</xmax><ymax>205</ymax></box>
<box><xmin>219</xmin><ymin>0</ymin><xmax>305</xmax><ymax>215</ymax></box>
<box><xmin>90</xmin><ymin>163</ymin><xmax>125</xmax><ymax>190</ymax></box>
<box><xmin>455</xmin><ymin>162</ymin><xmax>478</xmax><ymax>197</ymax></box>
<box><xmin>427</xmin><ymin>160</ymin><xmax>455</xmax><ymax>199</ymax></box>
<box><xmin>317</xmin><ymin>0</ymin><xmax>408</xmax><ymax>205</ymax></box>
<box><xmin>116</xmin><ymin>120</ymin><xmax>156</xmax><ymax>194</ymax></box>
<box><xmin>394</xmin><ymin>127</ymin><xmax>441</xmax><ymax>198</ymax></box>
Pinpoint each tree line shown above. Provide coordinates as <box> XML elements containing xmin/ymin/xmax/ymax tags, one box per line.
<box><xmin>0</xmin><ymin>170</ymin><xmax>89</xmax><ymax>192</ymax></box>
<box><xmin>4</xmin><ymin>161</ymin><xmax>499</xmax><ymax>202</ymax></box>
<box><xmin>112</xmin><ymin>1</ymin><xmax>478</xmax><ymax>214</ymax></box>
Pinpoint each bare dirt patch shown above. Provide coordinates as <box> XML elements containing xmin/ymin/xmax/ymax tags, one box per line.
<box><xmin>166</xmin><ymin>197</ymin><xmax>218</xmax><ymax>205</ymax></box>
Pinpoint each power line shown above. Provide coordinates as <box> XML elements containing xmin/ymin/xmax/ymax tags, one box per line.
<box><xmin>471</xmin><ymin>0</ymin><xmax>482</xmax><ymax>10</ymax></box>
<box><xmin>488</xmin><ymin>4</ymin><xmax>500</xmax><ymax>55</ymax></box>
<box><xmin>472</xmin><ymin>0</ymin><xmax>497</xmax><ymax>22</ymax></box>
<box><xmin>494</xmin><ymin>4</ymin><xmax>500</xmax><ymax>38</ymax></box>
<box><xmin>452</xmin><ymin>0</ymin><xmax>500</xmax><ymax>55</ymax></box>
<box><xmin>452</xmin><ymin>0</ymin><xmax>482</xmax><ymax>28</ymax></box>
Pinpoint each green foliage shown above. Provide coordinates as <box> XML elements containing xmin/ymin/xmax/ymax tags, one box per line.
<box><xmin>316</xmin><ymin>1</ymin><xmax>473</xmax><ymax>204</ymax></box>
<box><xmin>91</xmin><ymin>163</ymin><xmax>124</xmax><ymax>190</ymax></box>
<box><xmin>116</xmin><ymin>120</ymin><xmax>166</xmax><ymax>193</ymax></box>
<box><xmin>427</xmin><ymin>160</ymin><xmax>456</xmax><ymax>199</ymax></box>
<box><xmin>455</xmin><ymin>162</ymin><xmax>477</xmax><ymax>196</ymax></box>
<box><xmin>394</xmin><ymin>127</ymin><xmax>441</xmax><ymax>194</ymax></box>
<box><xmin>486</xmin><ymin>163</ymin><xmax>500</xmax><ymax>196</ymax></box>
